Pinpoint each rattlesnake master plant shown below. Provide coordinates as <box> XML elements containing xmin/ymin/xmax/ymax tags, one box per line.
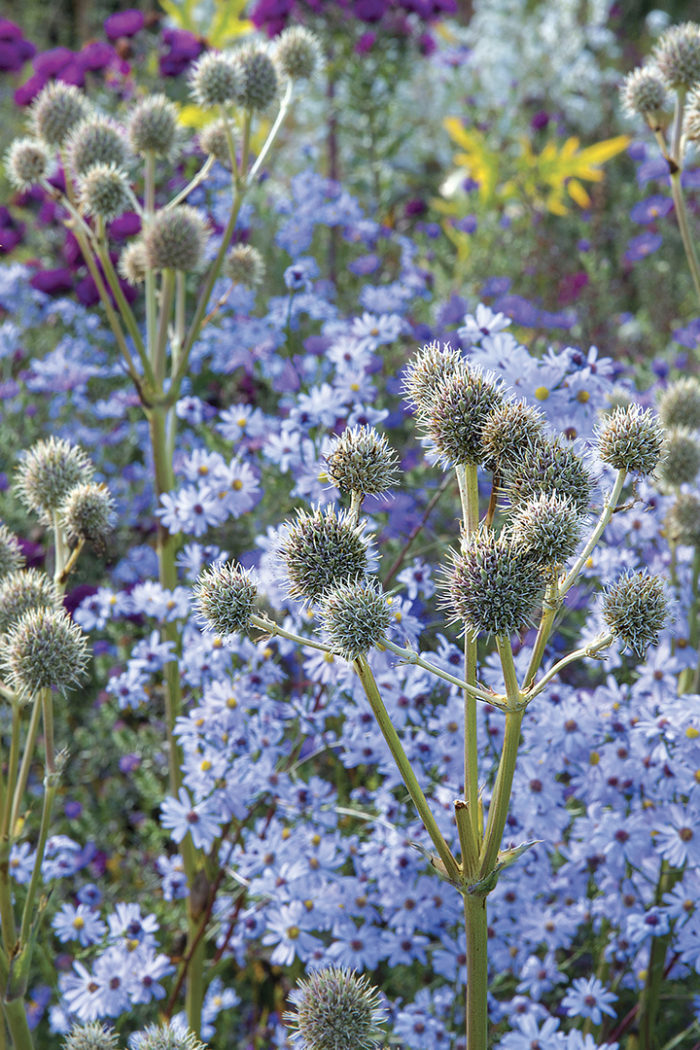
<box><xmin>284</xmin><ymin>967</ymin><xmax>386</xmax><ymax>1050</ymax></box>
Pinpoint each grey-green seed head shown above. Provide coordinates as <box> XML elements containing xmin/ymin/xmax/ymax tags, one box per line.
<box><xmin>6</xmin><ymin>137</ymin><xmax>49</xmax><ymax>190</ymax></box>
<box><xmin>119</xmin><ymin>240</ymin><xmax>148</xmax><ymax>285</ymax></box>
<box><xmin>426</xmin><ymin>365</ymin><xmax>503</xmax><ymax>467</ymax></box>
<box><xmin>193</xmin><ymin>562</ymin><xmax>257</xmax><ymax>636</ymax></box>
<box><xmin>15</xmin><ymin>438</ymin><xmax>94</xmax><ymax>523</ymax></box>
<box><xmin>658</xmin><ymin>427</ymin><xmax>700</xmax><ymax>486</ymax></box>
<box><xmin>231</xmin><ymin>44</ymin><xmax>279</xmax><ymax>112</ymax></box>
<box><xmin>602</xmin><ymin>571</ymin><xmax>668</xmax><ymax>657</ymax></box>
<box><xmin>402</xmin><ymin>341</ymin><xmax>465</xmax><ymax>421</ymax></box>
<box><xmin>481</xmin><ymin>397</ymin><xmax>547</xmax><ymax>473</ymax></box>
<box><xmin>274</xmin><ymin>26</ymin><xmax>323</xmax><ymax>80</ymax></box>
<box><xmin>653</xmin><ymin>21</ymin><xmax>700</xmax><ymax>90</ymax></box>
<box><xmin>284</xmin><ymin>967</ymin><xmax>386</xmax><ymax>1050</ymax></box>
<box><xmin>280</xmin><ymin>506</ymin><xmax>369</xmax><ymax>602</ymax></box>
<box><xmin>189</xmin><ymin>51</ymin><xmax>239</xmax><ymax>109</ymax></box>
<box><xmin>319</xmin><ymin>577</ymin><xmax>391</xmax><ymax>661</ymax></box>
<box><xmin>62</xmin><ymin>1022</ymin><xmax>120</xmax><ymax>1050</ymax></box>
<box><xmin>620</xmin><ymin>66</ymin><xmax>671</xmax><ymax>126</ymax></box>
<box><xmin>325</xmin><ymin>426</ymin><xmax>399</xmax><ymax>497</ymax></box>
<box><xmin>60</xmin><ymin>483</ymin><xmax>116</xmax><ymax>546</ymax></box>
<box><xmin>128</xmin><ymin>94</ymin><xmax>179</xmax><ymax>157</ymax></box>
<box><xmin>1</xmin><ymin>607</ymin><xmax>89</xmax><ymax>697</ymax></box>
<box><xmin>143</xmin><ymin>206</ymin><xmax>209</xmax><ymax>272</ymax></box>
<box><xmin>223</xmin><ymin>243</ymin><xmax>266</xmax><ymax>288</ymax></box>
<box><xmin>68</xmin><ymin>117</ymin><xmax>128</xmax><ymax>177</ymax></box>
<box><xmin>658</xmin><ymin>377</ymin><xmax>700</xmax><ymax>429</ymax></box>
<box><xmin>0</xmin><ymin>525</ymin><xmax>25</xmax><ymax>583</ymax></box>
<box><xmin>596</xmin><ymin>404</ymin><xmax>664</xmax><ymax>475</ymax></box>
<box><xmin>684</xmin><ymin>84</ymin><xmax>700</xmax><ymax>141</ymax></box>
<box><xmin>199</xmin><ymin>119</ymin><xmax>232</xmax><ymax>166</ymax></box>
<box><xmin>78</xmin><ymin>164</ymin><xmax>131</xmax><ymax>221</ymax></box>
<box><xmin>504</xmin><ymin>437</ymin><xmax>594</xmax><ymax>515</ymax></box>
<box><xmin>445</xmin><ymin>528</ymin><xmax>544</xmax><ymax>639</ymax></box>
<box><xmin>31</xmin><ymin>81</ymin><xmax>90</xmax><ymax>148</ymax></box>
<box><xmin>508</xmin><ymin>492</ymin><xmax>584</xmax><ymax>568</ymax></box>
<box><xmin>0</xmin><ymin>569</ymin><xmax>62</xmax><ymax>635</ymax></box>
<box><xmin>666</xmin><ymin>492</ymin><xmax>700</xmax><ymax>546</ymax></box>
<box><xmin>129</xmin><ymin>1024</ymin><xmax>207</xmax><ymax>1050</ymax></box>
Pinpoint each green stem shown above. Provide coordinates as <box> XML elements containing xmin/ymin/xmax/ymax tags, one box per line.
<box><xmin>353</xmin><ymin>655</ymin><xmax>461</xmax><ymax>884</ymax></box>
<box><xmin>10</xmin><ymin>698</ymin><xmax>41</xmax><ymax>836</ymax></box>
<box><xmin>524</xmin><ymin>633</ymin><xmax>614</xmax><ymax>703</ymax></box>
<box><xmin>669</xmin><ymin>170</ymin><xmax>700</xmax><ymax>311</ymax></box>
<box><xmin>1</xmin><ymin>703</ymin><xmax>21</xmax><ymax>842</ymax></box>
<box><xmin>2</xmin><ymin>999</ymin><xmax>33</xmax><ymax>1050</ymax></box>
<box><xmin>560</xmin><ymin>470</ymin><xmax>626</xmax><ymax>599</ymax></box>
<box><xmin>463</xmin><ymin>893</ymin><xmax>488</xmax><ymax>1050</ymax></box>
<box><xmin>636</xmin><ymin>862</ymin><xmax>682</xmax><ymax>1050</ymax></box>
<box><xmin>456</xmin><ymin>463</ymin><xmax>481</xmax><ymax>843</ymax></box>
<box><xmin>154</xmin><ymin>270</ymin><xmax>176</xmax><ymax>388</ymax></box>
<box><xmin>381</xmin><ymin>639</ymin><xmax>501</xmax><ymax>706</ymax></box>
<box><xmin>0</xmin><ymin>755</ymin><xmax>16</xmax><ymax>952</ymax></box>
<box><xmin>678</xmin><ymin>546</ymin><xmax>700</xmax><ymax>694</ymax></box>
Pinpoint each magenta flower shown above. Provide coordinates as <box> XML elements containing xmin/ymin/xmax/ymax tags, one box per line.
<box><xmin>103</xmin><ymin>9</ymin><xmax>145</xmax><ymax>40</ymax></box>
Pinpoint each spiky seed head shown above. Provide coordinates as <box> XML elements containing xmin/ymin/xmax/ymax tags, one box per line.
<box><xmin>319</xmin><ymin>577</ymin><xmax>391</xmax><ymax>661</ymax></box>
<box><xmin>284</xmin><ymin>967</ymin><xmax>386</xmax><ymax>1050</ymax></box>
<box><xmin>653</xmin><ymin>21</ymin><xmax>700</xmax><ymax>90</ymax></box>
<box><xmin>0</xmin><ymin>569</ymin><xmax>62</xmax><ymax>634</ymax></box>
<box><xmin>127</xmin><ymin>93</ymin><xmax>179</xmax><ymax>157</ymax></box>
<box><xmin>665</xmin><ymin>492</ymin><xmax>700</xmax><ymax>546</ymax></box>
<box><xmin>595</xmin><ymin>404</ymin><xmax>664</xmax><ymax>475</ymax></box>
<box><xmin>600</xmin><ymin>388</ymin><xmax>634</xmax><ymax>415</ymax></box>
<box><xmin>0</xmin><ymin>525</ymin><xmax>24</xmax><ymax>582</ymax></box>
<box><xmin>199</xmin><ymin>119</ymin><xmax>232</xmax><ymax>166</ymax></box>
<box><xmin>444</xmin><ymin>528</ymin><xmax>544</xmax><ymax>639</ymax></box>
<box><xmin>62</xmin><ymin>1022</ymin><xmax>119</xmax><ymax>1050</ymax></box>
<box><xmin>223</xmin><ymin>243</ymin><xmax>266</xmax><ymax>288</ymax></box>
<box><xmin>143</xmin><ymin>206</ymin><xmax>209</xmax><ymax>272</ymax></box>
<box><xmin>279</xmin><ymin>506</ymin><xmax>370</xmax><ymax>603</ymax></box>
<box><xmin>59</xmin><ymin>483</ymin><xmax>116</xmax><ymax>547</ymax></box>
<box><xmin>15</xmin><ymin>438</ymin><xmax>94</xmax><ymax>524</ymax></box>
<box><xmin>658</xmin><ymin>377</ymin><xmax>700</xmax><ymax>429</ymax></box>
<box><xmin>78</xmin><ymin>163</ymin><xmax>131</xmax><ymax>221</ymax></box>
<box><xmin>620</xmin><ymin>66</ymin><xmax>671</xmax><ymax>128</ymax></box>
<box><xmin>325</xmin><ymin>426</ymin><xmax>399</xmax><ymax>497</ymax></box>
<box><xmin>231</xmin><ymin>44</ymin><xmax>279</xmax><ymax>112</ymax></box>
<box><xmin>274</xmin><ymin>26</ymin><xmax>323</xmax><ymax>80</ymax></box>
<box><xmin>507</xmin><ymin>492</ymin><xmax>584</xmax><ymax>568</ymax></box>
<box><xmin>658</xmin><ymin>427</ymin><xmax>700</xmax><ymax>486</ymax></box>
<box><xmin>503</xmin><ymin>437</ymin><xmax>594</xmax><ymax>515</ymax></box>
<box><xmin>426</xmin><ymin>365</ymin><xmax>503</xmax><ymax>467</ymax></box>
<box><xmin>129</xmin><ymin>1024</ymin><xmax>206</xmax><ymax>1050</ymax></box>
<box><xmin>402</xmin><ymin>341</ymin><xmax>464</xmax><ymax>421</ymax></box>
<box><xmin>5</xmin><ymin>138</ymin><xmax>50</xmax><ymax>191</ymax></box>
<box><xmin>68</xmin><ymin>116</ymin><xmax>128</xmax><ymax>177</ymax></box>
<box><xmin>1</xmin><ymin>607</ymin><xmax>89</xmax><ymax>697</ymax></box>
<box><xmin>684</xmin><ymin>85</ymin><xmax>700</xmax><ymax>141</ymax></box>
<box><xmin>189</xmin><ymin>51</ymin><xmax>239</xmax><ymax>109</ymax></box>
<box><xmin>602</xmin><ymin>571</ymin><xmax>668</xmax><ymax>657</ymax></box>
<box><xmin>31</xmin><ymin>81</ymin><xmax>90</xmax><ymax>148</ymax></box>
<box><xmin>193</xmin><ymin>562</ymin><xmax>257</xmax><ymax>636</ymax></box>
<box><xmin>481</xmin><ymin>398</ymin><xmax>547</xmax><ymax>473</ymax></box>
<box><xmin>119</xmin><ymin>240</ymin><xmax>148</xmax><ymax>285</ymax></box>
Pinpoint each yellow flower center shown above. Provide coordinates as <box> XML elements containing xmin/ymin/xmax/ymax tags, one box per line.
<box><xmin>534</xmin><ymin>386</ymin><xmax>550</xmax><ymax>401</ymax></box>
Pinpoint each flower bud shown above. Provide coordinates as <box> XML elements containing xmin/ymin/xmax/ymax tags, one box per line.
<box><xmin>445</xmin><ymin>528</ymin><xmax>544</xmax><ymax>639</ymax></box>
<box><xmin>199</xmin><ymin>119</ymin><xmax>232</xmax><ymax>167</ymax></box>
<box><xmin>653</xmin><ymin>21</ymin><xmax>700</xmax><ymax>90</ymax></box>
<box><xmin>595</xmin><ymin>404</ymin><xmax>664</xmax><ymax>475</ymax></box>
<box><xmin>130</xmin><ymin>1024</ymin><xmax>206</xmax><ymax>1050</ymax></box>
<box><xmin>127</xmin><ymin>94</ymin><xmax>179</xmax><ymax>157</ymax></box>
<box><xmin>143</xmin><ymin>206</ymin><xmax>209</xmax><ymax>272</ymax></box>
<box><xmin>79</xmin><ymin>163</ymin><xmax>131</xmax><ymax>221</ymax></box>
<box><xmin>508</xmin><ymin>492</ymin><xmax>584</xmax><ymax>568</ymax></box>
<box><xmin>31</xmin><ymin>81</ymin><xmax>90</xmax><ymax>148</ymax></box>
<box><xmin>119</xmin><ymin>240</ymin><xmax>148</xmax><ymax>285</ymax></box>
<box><xmin>319</xmin><ymin>577</ymin><xmax>391</xmax><ymax>661</ymax></box>
<box><xmin>68</xmin><ymin>117</ymin><xmax>129</xmax><ymax>177</ymax></box>
<box><xmin>602</xmin><ymin>571</ymin><xmax>668</xmax><ymax>657</ymax></box>
<box><xmin>1</xmin><ymin>607</ymin><xmax>89</xmax><ymax>697</ymax></box>
<box><xmin>0</xmin><ymin>524</ymin><xmax>24</xmax><ymax>582</ymax></box>
<box><xmin>426</xmin><ymin>365</ymin><xmax>503</xmax><ymax>467</ymax></box>
<box><xmin>15</xmin><ymin>437</ymin><xmax>94</xmax><ymax>524</ymax></box>
<box><xmin>5</xmin><ymin>137</ymin><xmax>49</xmax><ymax>190</ymax></box>
<box><xmin>325</xmin><ymin>426</ymin><xmax>399</xmax><ymax>497</ymax></box>
<box><xmin>223</xmin><ymin>244</ymin><xmax>265</xmax><ymax>288</ymax></box>
<box><xmin>60</xmin><ymin>483</ymin><xmax>116</xmax><ymax>547</ymax></box>
<box><xmin>274</xmin><ymin>26</ymin><xmax>323</xmax><ymax>81</ymax></box>
<box><xmin>284</xmin><ymin>967</ymin><xmax>386</xmax><ymax>1050</ymax></box>
<box><xmin>666</xmin><ymin>492</ymin><xmax>700</xmax><ymax>546</ymax></box>
<box><xmin>504</xmin><ymin>437</ymin><xmax>593</xmax><ymax>515</ymax></box>
<box><xmin>62</xmin><ymin>1023</ymin><xmax>119</xmax><ymax>1050</ymax></box>
<box><xmin>658</xmin><ymin>427</ymin><xmax>700</xmax><ymax>486</ymax></box>
<box><xmin>658</xmin><ymin>377</ymin><xmax>700</xmax><ymax>429</ymax></box>
<box><xmin>193</xmin><ymin>562</ymin><xmax>257</xmax><ymax>636</ymax></box>
<box><xmin>402</xmin><ymin>341</ymin><xmax>464</xmax><ymax>421</ymax></box>
<box><xmin>481</xmin><ymin>398</ymin><xmax>546</xmax><ymax>473</ymax></box>
<box><xmin>231</xmin><ymin>44</ymin><xmax>279</xmax><ymax>112</ymax></box>
<box><xmin>620</xmin><ymin>66</ymin><xmax>671</xmax><ymax>129</ymax></box>
<box><xmin>189</xmin><ymin>51</ymin><xmax>239</xmax><ymax>109</ymax></box>
<box><xmin>279</xmin><ymin>506</ymin><xmax>369</xmax><ymax>602</ymax></box>
<box><xmin>0</xmin><ymin>568</ymin><xmax>62</xmax><ymax>634</ymax></box>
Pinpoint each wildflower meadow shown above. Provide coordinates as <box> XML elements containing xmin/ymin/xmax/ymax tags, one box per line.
<box><xmin>1</xmin><ymin>2</ymin><xmax>700</xmax><ymax>1049</ymax></box>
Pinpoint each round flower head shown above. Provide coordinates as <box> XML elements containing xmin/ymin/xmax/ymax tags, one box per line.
<box><xmin>63</xmin><ymin>1023</ymin><xmax>119</xmax><ymax>1050</ymax></box>
<box><xmin>59</xmin><ymin>482</ymin><xmax>116</xmax><ymax>547</ymax></box>
<box><xmin>658</xmin><ymin>377</ymin><xmax>700</xmax><ymax>429</ymax></box>
<box><xmin>231</xmin><ymin>44</ymin><xmax>279</xmax><ymax>112</ymax></box>
<box><xmin>402</xmin><ymin>341</ymin><xmax>464</xmax><ymax>421</ymax></box>
<box><xmin>666</xmin><ymin>491</ymin><xmax>700</xmax><ymax>546</ymax></box>
<box><xmin>279</xmin><ymin>506</ymin><xmax>370</xmax><ymax>603</ymax></box>
<box><xmin>130</xmin><ymin>1024</ymin><xmax>206</xmax><ymax>1050</ymax></box>
<box><xmin>199</xmin><ymin>118</ymin><xmax>232</xmax><ymax>166</ymax></box>
<box><xmin>193</xmin><ymin>562</ymin><xmax>257</xmax><ymax>636</ymax></box>
<box><xmin>504</xmin><ymin>437</ymin><xmax>593</xmax><ymax>515</ymax></box>
<box><xmin>1</xmin><ymin>607</ymin><xmax>89</xmax><ymax>697</ymax></box>
<box><xmin>481</xmin><ymin>398</ymin><xmax>546</xmax><ymax>473</ymax></box>
<box><xmin>223</xmin><ymin>243</ymin><xmax>265</xmax><ymax>288</ymax></box>
<box><xmin>426</xmin><ymin>365</ymin><xmax>503</xmax><ymax>467</ymax></box>
<box><xmin>319</xmin><ymin>577</ymin><xmax>391</xmax><ymax>661</ymax></box>
<box><xmin>15</xmin><ymin>438</ymin><xmax>94</xmax><ymax>523</ymax></box>
<box><xmin>5</xmin><ymin>137</ymin><xmax>49</xmax><ymax>191</ymax></box>
<box><xmin>325</xmin><ymin>426</ymin><xmax>399</xmax><ymax>497</ymax></box>
<box><xmin>653</xmin><ymin>22</ymin><xmax>700</xmax><ymax>90</ymax></box>
<box><xmin>0</xmin><ymin>524</ymin><xmax>25</xmax><ymax>583</ymax></box>
<box><xmin>602</xmin><ymin>571</ymin><xmax>668</xmax><ymax>657</ymax></box>
<box><xmin>68</xmin><ymin>116</ymin><xmax>128</xmax><ymax>177</ymax></box>
<box><xmin>284</xmin><ymin>967</ymin><xmax>386</xmax><ymax>1050</ymax></box>
<box><xmin>144</xmin><ymin>206</ymin><xmax>209</xmax><ymax>272</ymax></box>
<box><xmin>684</xmin><ymin>85</ymin><xmax>700</xmax><ymax>141</ymax></box>
<box><xmin>31</xmin><ymin>81</ymin><xmax>90</xmax><ymax>148</ymax></box>
<box><xmin>658</xmin><ymin>427</ymin><xmax>700</xmax><ymax>486</ymax></box>
<box><xmin>189</xmin><ymin>50</ymin><xmax>239</xmax><ymax>109</ymax></box>
<box><xmin>119</xmin><ymin>240</ymin><xmax>148</xmax><ymax>285</ymax></box>
<box><xmin>0</xmin><ymin>568</ymin><xmax>62</xmax><ymax>635</ymax></box>
<box><xmin>444</xmin><ymin>528</ymin><xmax>544</xmax><ymax>639</ymax></box>
<box><xmin>78</xmin><ymin>164</ymin><xmax>131</xmax><ymax>222</ymax></box>
<box><xmin>620</xmin><ymin>66</ymin><xmax>671</xmax><ymax>128</ymax></box>
<box><xmin>507</xmin><ymin>492</ymin><xmax>584</xmax><ymax>568</ymax></box>
<box><xmin>127</xmin><ymin>94</ymin><xmax>179</xmax><ymax>157</ymax></box>
<box><xmin>274</xmin><ymin>26</ymin><xmax>323</xmax><ymax>81</ymax></box>
<box><xmin>595</xmin><ymin>404</ymin><xmax>664</xmax><ymax>475</ymax></box>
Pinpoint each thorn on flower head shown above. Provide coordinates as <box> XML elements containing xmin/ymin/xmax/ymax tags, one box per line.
<box><xmin>189</xmin><ymin>51</ymin><xmax>240</xmax><ymax>109</ymax></box>
<box><xmin>279</xmin><ymin>505</ymin><xmax>370</xmax><ymax>603</ymax></box>
<box><xmin>60</xmin><ymin>482</ymin><xmax>116</xmax><ymax>548</ymax></box>
<box><xmin>199</xmin><ymin>119</ymin><xmax>233</xmax><ymax>167</ymax></box>
<box><xmin>274</xmin><ymin>26</ymin><xmax>323</xmax><ymax>81</ymax></box>
<box><xmin>127</xmin><ymin>93</ymin><xmax>179</xmax><ymax>157</ymax></box>
<box><xmin>78</xmin><ymin>163</ymin><xmax>131</xmax><ymax>222</ymax></box>
<box><xmin>119</xmin><ymin>240</ymin><xmax>148</xmax><ymax>285</ymax></box>
<box><xmin>507</xmin><ymin>492</ymin><xmax>584</xmax><ymax>569</ymax></box>
<box><xmin>231</xmin><ymin>44</ymin><xmax>279</xmax><ymax>112</ymax></box>
<box><xmin>129</xmin><ymin>1023</ymin><xmax>207</xmax><ymax>1050</ymax></box>
<box><xmin>68</xmin><ymin>116</ymin><xmax>129</xmax><ymax>177</ymax></box>
<box><xmin>284</xmin><ymin>966</ymin><xmax>386</xmax><ymax>1050</ymax></box>
<box><xmin>319</xmin><ymin>577</ymin><xmax>391</xmax><ymax>661</ymax></box>
<box><xmin>595</xmin><ymin>403</ymin><xmax>664</xmax><ymax>476</ymax></box>
<box><xmin>193</xmin><ymin>562</ymin><xmax>257</xmax><ymax>636</ymax></box>
<box><xmin>653</xmin><ymin>21</ymin><xmax>700</xmax><ymax>91</ymax></box>
<box><xmin>620</xmin><ymin>66</ymin><xmax>671</xmax><ymax>129</ymax></box>
<box><xmin>325</xmin><ymin>425</ymin><xmax>399</xmax><ymax>497</ymax></box>
<box><xmin>143</xmin><ymin>206</ymin><xmax>209</xmax><ymax>273</ymax></box>
<box><xmin>5</xmin><ymin>137</ymin><xmax>50</xmax><ymax>191</ymax></box>
<box><xmin>481</xmin><ymin>397</ymin><xmax>546</xmax><ymax>473</ymax></box>
<box><xmin>223</xmin><ymin>244</ymin><xmax>266</xmax><ymax>289</ymax></box>
<box><xmin>402</xmin><ymin>341</ymin><xmax>464</xmax><ymax>421</ymax></box>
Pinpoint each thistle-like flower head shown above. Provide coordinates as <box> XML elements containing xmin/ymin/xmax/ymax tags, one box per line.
<box><xmin>231</xmin><ymin>44</ymin><xmax>279</xmax><ymax>112</ymax></box>
<box><xmin>127</xmin><ymin>94</ymin><xmax>179</xmax><ymax>157</ymax></box>
<box><xmin>0</xmin><ymin>524</ymin><xmax>25</xmax><ymax>583</ymax></box>
<box><xmin>402</xmin><ymin>341</ymin><xmax>464</xmax><ymax>421</ymax></box>
<box><xmin>658</xmin><ymin>427</ymin><xmax>700</xmax><ymax>486</ymax></box>
<box><xmin>62</xmin><ymin>1023</ymin><xmax>119</xmax><ymax>1050</ymax></box>
<box><xmin>426</xmin><ymin>364</ymin><xmax>503</xmax><ymax>467</ymax></box>
<box><xmin>274</xmin><ymin>26</ymin><xmax>323</xmax><ymax>81</ymax></box>
<box><xmin>5</xmin><ymin>137</ymin><xmax>49</xmax><ymax>191</ymax></box>
<box><xmin>119</xmin><ymin>240</ymin><xmax>148</xmax><ymax>285</ymax></box>
<box><xmin>68</xmin><ymin>116</ymin><xmax>129</xmax><ymax>177</ymax></box>
<box><xmin>279</xmin><ymin>506</ymin><xmax>370</xmax><ymax>603</ymax></box>
<box><xmin>189</xmin><ymin>51</ymin><xmax>239</xmax><ymax>109</ymax></box>
<box><xmin>507</xmin><ymin>492</ymin><xmax>584</xmax><ymax>569</ymax></box>
<box><xmin>143</xmin><ymin>206</ymin><xmax>209</xmax><ymax>272</ymax></box>
<box><xmin>130</xmin><ymin>1024</ymin><xmax>207</xmax><ymax>1050</ymax></box>
<box><xmin>319</xmin><ymin>577</ymin><xmax>391</xmax><ymax>661</ymax></box>
<box><xmin>620</xmin><ymin>66</ymin><xmax>671</xmax><ymax>128</ymax></box>
<box><xmin>595</xmin><ymin>404</ymin><xmax>664</xmax><ymax>475</ymax></box>
<box><xmin>284</xmin><ymin>967</ymin><xmax>386</xmax><ymax>1050</ymax></box>
<box><xmin>1</xmin><ymin>607</ymin><xmax>89</xmax><ymax>697</ymax></box>
<box><xmin>325</xmin><ymin>426</ymin><xmax>399</xmax><ymax>497</ymax></box>
<box><xmin>60</xmin><ymin>482</ymin><xmax>116</xmax><ymax>547</ymax></box>
<box><xmin>199</xmin><ymin>119</ymin><xmax>232</xmax><ymax>167</ymax></box>
<box><xmin>0</xmin><ymin>568</ymin><xmax>62</xmax><ymax>635</ymax></box>
<box><xmin>504</xmin><ymin>437</ymin><xmax>593</xmax><ymax>515</ymax></box>
<box><xmin>31</xmin><ymin>81</ymin><xmax>90</xmax><ymax>148</ymax></box>
<box><xmin>193</xmin><ymin>562</ymin><xmax>257</xmax><ymax>636</ymax></box>
<box><xmin>602</xmin><ymin>571</ymin><xmax>668</xmax><ymax>657</ymax></box>
<box><xmin>481</xmin><ymin>397</ymin><xmax>547</xmax><ymax>473</ymax></box>
<box><xmin>658</xmin><ymin>377</ymin><xmax>700</xmax><ymax>429</ymax></box>
<box><xmin>78</xmin><ymin>163</ymin><xmax>131</xmax><ymax>222</ymax></box>
<box><xmin>653</xmin><ymin>21</ymin><xmax>700</xmax><ymax>90</ymax></box>
<box><xmin>684</xmin><ymin>84</ymin><xmax>700</xmax><ymax>141</ymax></box>
<box><xmin>15</xmin><ymin>437</ymin><xmax>94</xmax><ymax>524</ymax></box>
<box><xmin>223</xmin><ymin>244</ymin><xmax>266</xmax><ymax>288</ymax></box>
<box><xmin>666</xmin><ymin>492</ymin><xmax>700</xmax><ymax>546</ymax></box>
